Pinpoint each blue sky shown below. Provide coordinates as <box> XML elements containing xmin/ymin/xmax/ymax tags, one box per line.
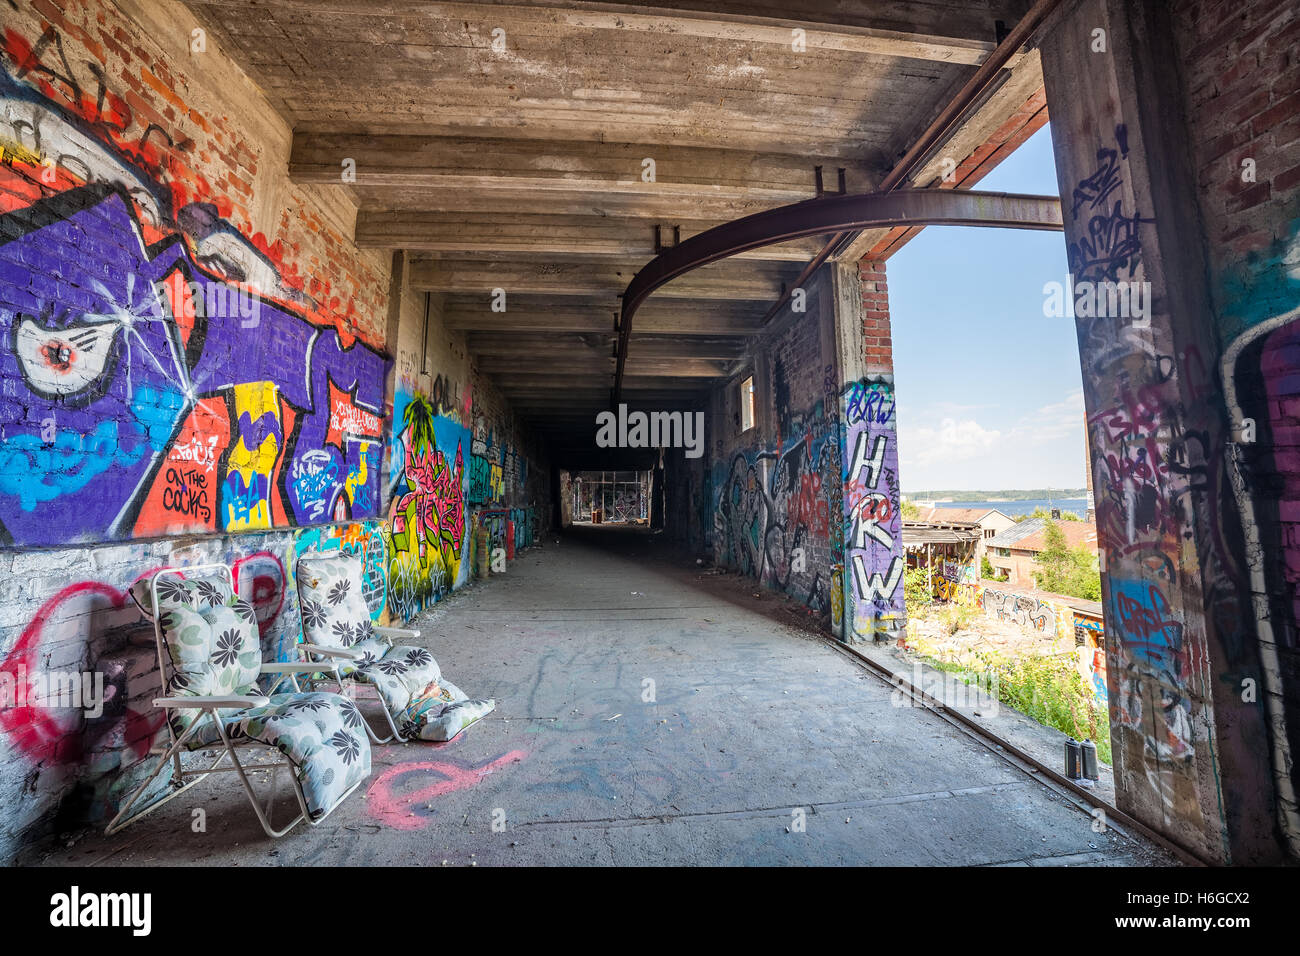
<box><xmin>888</xmin><ymin>124</ymin><xmax>1086</xmax><ymax>492</ymax></box>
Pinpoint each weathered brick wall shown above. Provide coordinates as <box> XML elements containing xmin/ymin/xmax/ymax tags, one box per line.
<box><xmin>1174</xmin><ymin>0</ymin><xmax>1300</xmax><ymax>837</ymax></box>
<box><xmin>0</xmin><ymin>0</ymin><xmax>543</xmax><ymax>859</ymax></box>
<box><xmin>0</xmin><ymin>0</ymin><xmax>403</xmax><ymax>860</ymax></box>
<box><xmin>708</xmin><ymin>282</ymin><xmax>842</xmax><ymax>621</ymax></box>
<box><xmin>859</xmin><ymin>260</ymin><xmax>893</xmax><ymax>376</ymax></box>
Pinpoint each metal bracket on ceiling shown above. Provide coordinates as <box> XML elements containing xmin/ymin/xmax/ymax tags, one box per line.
<box><xmin>653</xmin><ymin>224</ymin><xmax>681</xmax><ymax>255</ymax></box>
<box><xmin>814</xmin><ymin>166</ymin><xmax>848</xmax><ymax>199</ymax></box>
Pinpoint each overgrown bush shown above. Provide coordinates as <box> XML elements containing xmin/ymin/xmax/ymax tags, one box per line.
<box><xmin>904</xmin><ymin>566</ymin><xmax>932</xmax><ymax>615</ymax></box>
<box><xmin>906</xmin><ymin>636</ymin><xmax>1112</xmax><ymax>764</ymax></box>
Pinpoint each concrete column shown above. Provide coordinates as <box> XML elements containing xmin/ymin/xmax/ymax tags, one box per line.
<box><xmin>832</xmin><ymin>259</ymin><xmax>906</xmax><ymax>643</ymax></box>
<box><xmin>1041</xmin><ymin>0</ymin><xmax>1289</xmax><ymax>862</ymax></box>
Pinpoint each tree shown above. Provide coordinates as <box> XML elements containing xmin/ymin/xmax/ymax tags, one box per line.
<box><xmin>901</xmin><ymin>499</ymin><xmax>920</xmax><ymax>520</ymax></box>
<box><xmin>1016</xmin><ymin>506</ymin><xmax>1081</xmax><ymax>523</ymax></box>
<box><xmin>1032</xmin><ymin>519</ymin><xmax>1101</xmax><ymax>601</ymax></box>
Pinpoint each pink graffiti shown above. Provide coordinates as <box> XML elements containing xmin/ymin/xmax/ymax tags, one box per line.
<box><xmin>397</xmin><ymin>439</ymin><xmax>466</xmax><ymax>558</ymax></box>
<box><xmin>0</xmin><ymin>576</ymin><xmax>165</xmax><ymax>765</ymax></box>
<box><xmin>366</xmin><ymin>749</ymin><xmax>527</xmax><ymax>830</ymax></box>
<box><xmin>232</xmin><ymin>550</ymin><xmax>286</xmax><ymax>637</ymax></box>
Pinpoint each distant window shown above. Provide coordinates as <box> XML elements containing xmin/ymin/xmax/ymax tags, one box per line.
<box><xmin>739</xmin><ymin>375</ymin><xmax>755</xmax><ymax>433</ymax></box>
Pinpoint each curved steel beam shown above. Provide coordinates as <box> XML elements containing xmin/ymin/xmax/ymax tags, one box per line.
<box><xmin>614</xmin><ymin>188</ymin><xmax>1063</xmax><ymax>398</ymax></box>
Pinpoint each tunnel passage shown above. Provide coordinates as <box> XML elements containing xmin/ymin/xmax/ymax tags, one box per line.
<box><xmin>0</xmin><ymin>0</ymin><xmax>1296</xmax><ymax>868</ymax></box>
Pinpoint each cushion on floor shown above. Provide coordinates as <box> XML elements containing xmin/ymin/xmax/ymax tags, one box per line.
<box><xmin>184</xmin><ymin>692</ymin><xmax>371</xmax><ymax>820</ymax></box>
<box><xmin>396</xmin><ymin>677</ymin><xmax>495</xmax><ymax>741</ymax></box>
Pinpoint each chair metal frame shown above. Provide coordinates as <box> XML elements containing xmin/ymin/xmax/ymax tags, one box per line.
<box><xmin>294</xmin><ymin>550</ymin><xmax>423</xmax><ymax>744</ymax></box>
<box><xmin>105</xmin><ymin>564</ymin><xmax>364</xmax><ymax>838</ymax></box>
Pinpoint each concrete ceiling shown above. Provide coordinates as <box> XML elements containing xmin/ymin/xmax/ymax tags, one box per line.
<box><xmin>185</xmin><ymin>0</ymin><xmax>1044</xmax><ymax>457</ymax></box>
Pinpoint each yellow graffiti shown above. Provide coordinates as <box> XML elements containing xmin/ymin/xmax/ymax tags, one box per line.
<box><xmin>344</xmin><ymin>438</ymin><xmax>373</xmax><ymax>510</ymax></box>
<box><xmin>225</xmin><ymin>382</ymin><xmax>280</xmax><ymax>531</ymax></box>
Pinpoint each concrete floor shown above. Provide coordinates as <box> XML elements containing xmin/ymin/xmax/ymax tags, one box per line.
<box><xmin>29</xmin><ymin>527</ymin><xmax>1172</xmax><ymax>866</ymax></box>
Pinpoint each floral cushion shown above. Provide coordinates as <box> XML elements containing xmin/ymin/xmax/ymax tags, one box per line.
<box><xmin>184</xmin><ymin>692</ymin><xmax>371</xmax><ymax>820</ymax></box>
<box><xmin>154</xmin><ymin>574</ymin><xmax>261</xmax><ymax>732</ymax></box>
<box><xmin>397</xmin><ymin>678</ymin><xmax>495</xmax><ymax>741</ymax></box>
<box><xmin>296</xmin><ymin>552</ymin><xmax>387</xmax><ymax>662</ymax></box>
<box><xmin>131</xmin><ymin>568</ymin><xmax>238</xmax><ymax>619</ymax></box>
<box><xmin>354</xmin><ymin>645</ymin><xmax>443</xmax><ymax>713</ymax></box>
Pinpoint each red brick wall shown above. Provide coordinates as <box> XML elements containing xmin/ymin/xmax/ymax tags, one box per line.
<box><xmin>1177</xmin><ymin>0</ymin><xmax>1299</xmax><ymax>290</ymax></box>
<box><xmin>859</xmin><ymin>259</ymin><xmax>893</xmax><ymax>374</ymax></box>
<box><xmin>1</xmin><ymin>0</ymin><xmax>389</xmax><ymax>347</ymax></box>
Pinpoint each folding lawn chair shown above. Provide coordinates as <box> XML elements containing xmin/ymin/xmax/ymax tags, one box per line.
<box><xmin>294</xmin><ymin>551</ymin><xmax>494</xmax><ymax>743</ymax></box>
<box><xmin>105</xmin><ymin>564</ymin><xmax>371</xmax><ymax>838</ymax></box>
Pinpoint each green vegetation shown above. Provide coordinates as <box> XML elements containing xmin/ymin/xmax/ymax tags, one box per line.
<box><xmin>900</xmin><ymin>498</ymin><xmax>920</xmax><ymax>520</ymax></box>
<box><xmin>980</xmin><ymin>554</ymin><xmax>1007</xmax><ymax>582</ymax></box>
<box><xmin>995</xmin><ymin>652</ymin><xmax>1111</xmax><ymax>763</ymax></box>
<box><xmin>904</xmin><ymin>555</ymin><xmax>1110</xmax><ymax>763</ymax></box>
<box><xmin>905</xmin><ymin>629</ymin><xmax>1112</xmax><ymax>764</ymax></box>
<box><xmin>1032</xmin><ymin>519</ymin><xmax>1102</xmax><ymax>601</ymax></box>
<box><xmin>905</xmin><ymin>567</ymin><xmax>979</xmax><ymax>634</ymax></box>
<box><xmin>903</xmin><ymin>566</ymin><xmax>935</xmax><ymax>618</ymax></box>
<box><xmin>1014</xmin><ymin>506</ymin><xmax>1081</xmax><ymax>522</ymax></box>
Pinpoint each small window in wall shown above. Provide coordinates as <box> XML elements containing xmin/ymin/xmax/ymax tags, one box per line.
<box><xmin>738</xmin><ymin>375</ymin><xmax>756</xmax><ymax>433</ymax></box>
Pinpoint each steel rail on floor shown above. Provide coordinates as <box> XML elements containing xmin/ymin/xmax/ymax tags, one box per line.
<box><xmin>820</xmin><ymin>636</ymin><xmax>1214</xmax><ymax>867</ymax></box>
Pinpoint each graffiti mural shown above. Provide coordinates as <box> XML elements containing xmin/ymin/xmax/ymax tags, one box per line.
<box><xmin>1061</xmin><ymin>116</ymin><xmax>1248</xmax><ymax>841</ymax></box>
<box><xmin>982</xmin><ymin>586</ymin><xmax>1056</xmax><ymax>635</ymax></box>
<box><xmin>291</xmin><ymin>521</ymin><xmax>389</xmax><ymax>623</ymax></box>
<box><xmin>469</xmin><ymin>414</ymin><xmax>507</xmax><ymax>505</ymax></box>
<box><xmin>1221</xmin><ymin>215</ymin><xmax>1300</xmax><ymax>848</ymax></box>
<box><xmin>387</xmin><ymin>391</ymin><xmax>469</xmax><ymax>620</ymax></box>
<box><xmin>840</xmin><ymin>379</ymin><xmax>904</xmax><ymax>641</ymax></box>
<box><xmin>711</xmin><ymin>400</ymin><xmax>839</xmax><ymax>616</ymax></box>
<box><xmin>0</xmin><ymin>53</ymin><xmax>389</xmax><ymax>547</ymax></box>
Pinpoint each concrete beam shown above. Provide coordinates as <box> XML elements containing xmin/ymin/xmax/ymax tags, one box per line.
<box><xmin>411</xmin><ymin>258</ymin><xmax>799</xmax><ymax>300</ymax></box>
<box><xmin>196</xmin><ymin>0</ymin><xmax>1021</xmax><ymax>65</ymax></box>
<box><xmin>354</xmin><ymin>212</ymin><xmax>824</xmax><ymax>263</ymax></box>
<box><xmin>293</xmin><ymin>134</ymin><xmax>871</xmax><ymax>201</ymax></box>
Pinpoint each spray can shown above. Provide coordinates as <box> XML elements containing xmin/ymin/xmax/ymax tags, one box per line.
<box><xmin>1065</xmin><ymin>738</ymin><xmax>1083</xmax><ymax>779</ymax></box>
<box><xmin>1081</xmin><ymin>740</ymin><xmax>1099</xmax><ymax>780</ymax></box>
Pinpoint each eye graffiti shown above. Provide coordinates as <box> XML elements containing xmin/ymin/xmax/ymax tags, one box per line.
<box><xmin>14</xmin><ymin>315</ymin><xmax>122</xmax><ymax>401</ymax></box>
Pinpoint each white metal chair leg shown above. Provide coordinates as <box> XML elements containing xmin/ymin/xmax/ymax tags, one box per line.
<box><xmin>214</xmin><ymin>717</ymin><xmax>306</xmax><ymax>838</ymax></box>
<box><xmin>106</xmin><ymin>717</ymin><xmax>209</xmax><ymax>835</ymax></box>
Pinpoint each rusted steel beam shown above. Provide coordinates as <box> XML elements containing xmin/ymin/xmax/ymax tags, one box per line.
<box><xmin>613</xmin><ymin>188</ymin><xmax>1062</xmax><ymax>397</ymax></box>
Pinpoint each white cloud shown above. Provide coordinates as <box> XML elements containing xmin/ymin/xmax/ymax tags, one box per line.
<box><xmin>900</xmin><ymin>417</ymin><xmax>1001</xmax><ymax>468</ymax></box>
<box><xmin>897</xmin><ymin>389</ymin><xmax>1087</xmax><ymax>489</ymax></box>
<box><xmin>1008</xmin><ymin>388</ymin><xmax>1085</xmax><ymax>443</ymax></box>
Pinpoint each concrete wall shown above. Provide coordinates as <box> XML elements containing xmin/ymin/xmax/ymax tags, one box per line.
<box><xmin>0</xmin><ymin>0</ymin><xmax>548</xmax><ymax>859</ymax></box>
<box><xmin>706</xmin><ymin>268</ymin><xmax>844</xmax><ymax>622</ymax></box>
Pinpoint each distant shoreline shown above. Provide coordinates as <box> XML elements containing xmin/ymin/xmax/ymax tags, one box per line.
<box><xmin>906</xmin><ymin>489</ymin><xmax>1088</xmax><ymax>502</ymax></box>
